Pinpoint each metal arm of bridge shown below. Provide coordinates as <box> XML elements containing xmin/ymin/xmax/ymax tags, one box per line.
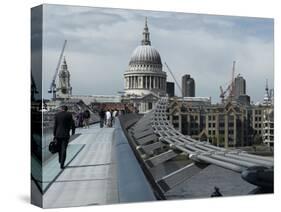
<box><xmin>130</xmin><ymin>97</ymin><xmax>273</xmax><ymax>193</ymax></box>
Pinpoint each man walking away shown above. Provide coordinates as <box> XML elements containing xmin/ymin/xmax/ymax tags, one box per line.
<box><xmin>53</xmin><ymin>105</ymin><xmax>75</xmax><ymax>169</ymax></box>
<box><xmin>83</xmin><ymin>109</ymin><xmax>91</xmax><ymax>128</ymax></box>
<box><xmin>112</xmin><ymin>109</ymin><xmax>118</xmax><ymax>126</ymax></box>
<box><xmin>78</xmin><ymin>110</ymin><xmax>84</xmax><ymax>127</ymax></box>
<box><xmin>99</xmin><ymin>109</ymin><xmax>105</xmax><ymax>128</ymax></box>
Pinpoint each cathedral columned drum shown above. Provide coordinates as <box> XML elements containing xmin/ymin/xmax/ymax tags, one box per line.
<box><xmin>124</xmin><ymin>18</ymin><xmax>167</xmax><ymax>113</ymax></box>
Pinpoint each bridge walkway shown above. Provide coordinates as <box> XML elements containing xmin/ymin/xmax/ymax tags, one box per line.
<box><xmin>43</xmin><ymin>124</ymin><xmax>118</xmax><ymax>208</ymax></box>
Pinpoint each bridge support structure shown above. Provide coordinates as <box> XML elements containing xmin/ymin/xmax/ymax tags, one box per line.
<box><xmin>127</xmin><ymin>97</ymin><xmax>274</xmax><ymax>194</ymax></box>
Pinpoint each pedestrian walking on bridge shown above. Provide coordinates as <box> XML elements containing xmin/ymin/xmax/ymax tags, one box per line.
<box><xmin>99</xmin><ymin>108</ymin><xmax>106</xmax><ymax>128</ymax></box>
<box><xmin>77</xmin><ymin>110</ymin><xmax>84</xmax><ymax>127</ymax></box>
<box><xmin>106</xmin><ymin>110</ymin><xmax>111</xmax><ymax>127</ymax></box>
<box><xmin>112</xmin><ymin>109</ymin><xmax>118</xmax><ymax>126</ymax></box>
<box><xmin>83</xmin><ymin>109</ymin><xmax>91</xmax><ymax>128</ymax></box>
<box><xmin>53</xmin><ymin>105</ymin><xmax>75</xmax><ymax>169</ymax></box>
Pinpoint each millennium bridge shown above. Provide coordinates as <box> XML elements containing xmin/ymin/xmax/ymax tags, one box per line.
<box><xmin>31</xmin><ymin>97</ymin><xmax>273</xmax><ymax>208</ymax></box>
<box><xmin>130</xmin><ymin>97</ymin><xmax>273</xmax><ymax>194</ymax></box>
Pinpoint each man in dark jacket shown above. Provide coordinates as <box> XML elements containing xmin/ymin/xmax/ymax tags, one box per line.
<box><xmin>53</xmin><ymin>105</ymin><xmax>75</xmax><ymax>169</ymax></box>
<box><xmin>99</xmin><ymin>109</ymin><xmax>105</xmax><ymax>128</ymax></box>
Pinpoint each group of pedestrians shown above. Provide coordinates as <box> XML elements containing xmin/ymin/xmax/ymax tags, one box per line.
<box><xmin>76</xmin><ymin>109</ymin><xmax>91</xmax><ymax>128</ymax></box>
<box><xmin>53</xmin><ymin>105</ymin><xmax>120</xmax><ymax>169</ymax></box>
<box><xmin>99</xmin><ymin>108</ymin><xmax>119</xmax><ymax>128</ymax></box>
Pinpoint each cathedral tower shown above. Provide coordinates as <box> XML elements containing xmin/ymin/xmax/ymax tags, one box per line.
<box><xmin>56</xmin><ymin>57</ymin><xmax>72</xmax><ymax>99</ymax></box>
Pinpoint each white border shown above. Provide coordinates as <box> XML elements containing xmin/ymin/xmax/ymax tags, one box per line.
<box><xmin>0</xmin><ymin>0</ymin><xmax>279</xmax><ymax>211</ymax></box>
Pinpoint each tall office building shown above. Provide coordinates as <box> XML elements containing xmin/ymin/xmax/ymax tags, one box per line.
<box><xmin>166</xmin><ymin>82</ymin><xmax>175</xmax><ymax>97</ymax></box>
<box><xmin>182</xmin><ymin>74</ymin><xmax>195</xmax><ymax>97</ymax></box>
<box><xmin>234</xmin><ymin>76</ymin><xmax>246</xmax><ymax>99</ymax></box>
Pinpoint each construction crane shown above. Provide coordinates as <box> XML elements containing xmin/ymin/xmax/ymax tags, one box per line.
<box><xmin>219</xmin><ymin>84</ymin><xmax>231</xmax><ymax>102</ymax></box>
<box><xmin>219</xmin><ymin>61</ymin><xmax>240</xmax><ymax>103</ymax></box>
<box><xmin>48</xmin><ymin>40</ymin><xmax>67</xmax><ymax>100</ymax></box>
<box><xmin>164</xmin><ymin>62</ymin><xmax>183</xmax><ymax>97</ymax></box>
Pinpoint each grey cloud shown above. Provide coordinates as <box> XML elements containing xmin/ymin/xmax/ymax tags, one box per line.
<box><xmin>41</xmin><ymin>4</ymin><xmax>274</xmax><ymax>103</ymax></box>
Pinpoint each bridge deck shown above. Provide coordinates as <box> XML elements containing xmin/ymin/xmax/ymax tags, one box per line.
<box><xmin>43</xmin><ymin>124</ymin><xmax>118</xmax><ymax>208</ymax></box>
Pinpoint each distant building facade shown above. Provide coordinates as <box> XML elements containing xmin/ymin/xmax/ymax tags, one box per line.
<box><xmin>262</xmin><ymin>106</ymin><xmax>274</xmax><ymax>147</ymax></box>
<box><xmin>251</xmin><ymin>104</ymin><xmax>273</xmax><ymax>147</ymax></box>
<box><xmin>260</xmin><ymin>81</ymin><xmax>274</xmax><ymax>146</ymax></box>
<box><xmin>167</xmin><ymin>98</ymin><xmax>253</xmax><ymax>147</ymax></box>
<box><xmin>166</xmin><ymin>82</ymin><xmax>175</xmax><ymax>97</ymax></box>
<box><xmin>237</xmin><ymin>94</ymin><xmax>251</xmax><ymax>105</ymax></box>
<box><xmin>72</xmin><ymin>95</ymin><xmax>121</xmax><ymax>105</ymax></box>
<box><xmin>167</xmin><ymin>96</ymin><xmax>274</xmax><ymax>148</ymax></box>
<box><xmin>182</xmin><ymin>74</ymin><xmax>195</xmax><ymax>97</ymax></box>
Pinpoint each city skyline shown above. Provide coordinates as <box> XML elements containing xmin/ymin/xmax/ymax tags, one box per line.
<box><xmin>40</xmin><ymin>4</ymin><xmax>274</xmax><ymax>103</ymax></box>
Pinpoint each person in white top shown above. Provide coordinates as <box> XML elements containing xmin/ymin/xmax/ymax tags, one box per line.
<box><xmin>113</xmin><ymin>110</ymin><xmax>117</xmax><ymax>117</ymax></box>
<box><xmin>106</xmin><ymin>110</ymin><xmax>111</xmax><ymax>127</ymax></box>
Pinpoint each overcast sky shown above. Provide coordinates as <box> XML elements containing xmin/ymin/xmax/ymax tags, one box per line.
<box><xmin>41</xmin><ymin>4</ymin><xmax>274</xmax><ymax>104</ymax></box>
